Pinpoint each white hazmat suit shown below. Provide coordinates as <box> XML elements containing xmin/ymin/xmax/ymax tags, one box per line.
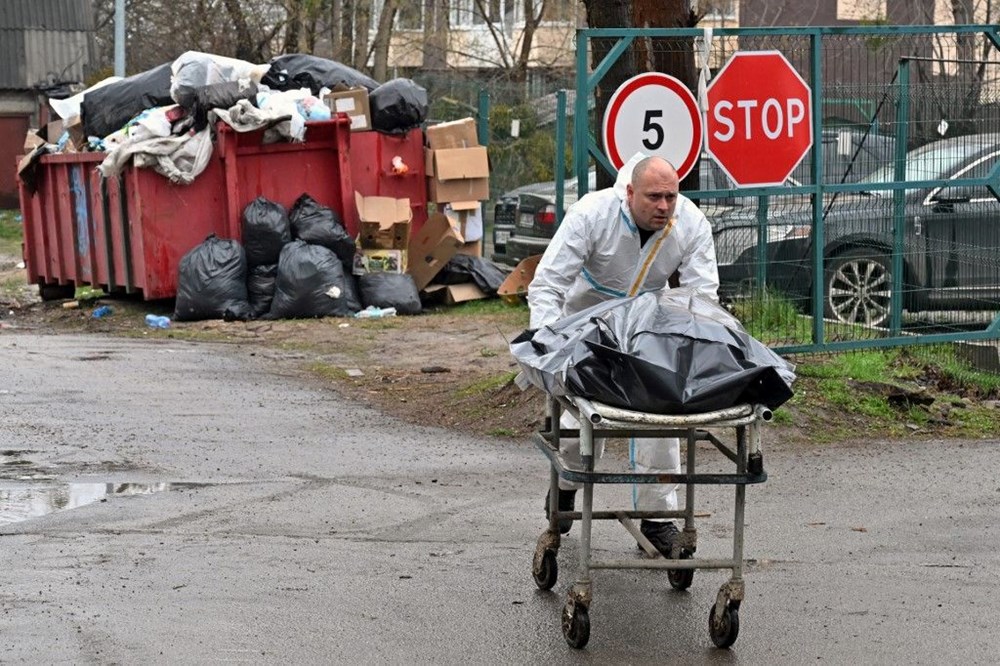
<box><xmin>527</xmin><ymin>154</ymin><xmax>720</xmax><ymax>516</ymax></box>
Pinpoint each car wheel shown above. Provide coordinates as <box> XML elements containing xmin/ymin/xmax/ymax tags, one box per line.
<box><xmin>824</xmin><ymin>249</ymin><xmax>892</xmax><ymax>327</ymax></box>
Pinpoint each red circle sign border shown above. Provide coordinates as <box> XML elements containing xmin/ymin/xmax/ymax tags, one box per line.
<box><xmin>602</xmin><ymin>72</ymin><xmax>703</xmax><ymax>181</ymax></box>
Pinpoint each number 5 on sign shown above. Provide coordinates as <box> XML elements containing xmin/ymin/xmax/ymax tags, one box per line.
<box><xmin>602</xmin><ymin>72</ymin><xmax>703</xmax><ymax>181</ymax></box>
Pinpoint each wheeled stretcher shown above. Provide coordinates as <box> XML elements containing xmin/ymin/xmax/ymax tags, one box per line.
<box><xmin>532</xmin><ymin>392</ymin><xmax>771</xmax><ymax>649</ymax></box>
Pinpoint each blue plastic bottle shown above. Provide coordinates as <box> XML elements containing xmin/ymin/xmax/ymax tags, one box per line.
<box><xmin>145</xmin><ymin>314</ymin><xmax>171</xmax><ymax>329</ymax></box>
<box><xmin>91</xmin><ymin>305</ymin><xmax>112</xmax><ymax>318</ymax></box>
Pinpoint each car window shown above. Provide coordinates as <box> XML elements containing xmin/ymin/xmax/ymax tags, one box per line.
<box><xmin>861</xmin><ymin>141</ymin><xmax>984</xmax><ymax>196</ymax></box>
<box><xmin>933</xmin><ymin>152</ymin><xmax>1000</xmax><ymax>203</ymax></box>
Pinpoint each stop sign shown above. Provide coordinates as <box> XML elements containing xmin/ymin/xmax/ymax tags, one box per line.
<box><xmin>706</xmin><ymin>51</ymin><xmax>813</xmax><ymax>187</ymax></box>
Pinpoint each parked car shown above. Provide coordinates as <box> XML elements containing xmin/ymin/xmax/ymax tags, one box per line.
<box><xmin>490</xmin><ymin>177</ymin><xmax>568</xmax><ymax>263</ymax></box>
<box><xmin>720</xmin><ymin>132</ymin><xmax>1000</xmax><ymax>326</ymax></box>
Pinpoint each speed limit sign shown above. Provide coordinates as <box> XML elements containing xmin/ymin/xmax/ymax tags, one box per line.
<box><xmin>602</xmin><ymin>72</ymin><xmax>702</xmax><ymax>180</ymax></box>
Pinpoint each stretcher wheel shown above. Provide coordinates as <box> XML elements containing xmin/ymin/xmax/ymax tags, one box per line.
<box><xmin>667</xmin><ymin>551</ymin><xmax>694</xmax><ymax>590</ymax></box>
<box><xmin>562</xmin><ymin>602</ymin><xmax>590</xmax><ymax>649</ymax></box>
<box><xmin>708</xmin><ymin>602</ymin><xmax>740</xmax><ymax>648</ymax></box>
<box><xmin>533</xmin><ymin>549</ymin><xmax>558</xmax><ymax>590</ymax></box>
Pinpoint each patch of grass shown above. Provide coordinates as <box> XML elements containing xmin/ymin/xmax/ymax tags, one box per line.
<box><xmin>769</xmin><ymin>408</ymin><xmax>792</xmax><ymax>425</ymax></box>
<box><xmin>1</xmin><ymin>275</ymin><xmax>26</xmax><ymax>292</ymax></box>
<box><xmin>950</xmin><ymin>407</ymin><xmax>998</xmax><ymax>436</ymax></box>
<box><xmin>306</xmin><ymin>361</ymin><xmax>348</xmax><ymax>381</ymax></box>
<box><xmin>489</xmin><ymin>427</ymin><xmax>517</xmax><ymax>437</ymax></box>
<box><xmin>456</xmin><ymin>370</ymin><xmax>518</xmax><ymax>397</ymax></box>
<box><xmin>0</xmin><ymin>209</ymin><xmax>23</xmax><ymax>256</ymax></box>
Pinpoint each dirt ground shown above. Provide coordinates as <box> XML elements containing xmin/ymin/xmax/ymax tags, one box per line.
<box><xmin>2</xmin><ymin>253</ymin><xmax>996</xmax><ymax>446</ymax></box>
<box><xmin>0</xmin><ymin>254</ymin><xmax>548</xmax><ymax>439</ymax></box>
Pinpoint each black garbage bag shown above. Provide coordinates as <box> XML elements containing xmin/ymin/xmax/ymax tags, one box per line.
<box><xmin>288</xmin><ymin>193</ymin><xmax>355</xmax><ymax>270</ymax></box>
<box><xmin>174</xmin><ymin>235</ymin><xmax>253</xmax><ymax>321</ymax></box>
<box><xmin>358</xmin><ymin>273</ymin><xmax>422</xmax><ymax>315</ymax></box>
<box><xmin>187</xmin><ymin>80</ymin><xmax>259</xmax><ymax>131</ymax></box>
<box><xmin>242</xmin><ymin>197</ymin><xmax>291</xmax><ymax>267</ymax></box>
<box><xmin>81</xmin><ymin>63</ymin><xmax>174</xmax><ymax>139</ymax></box>
<box><xmin>260</xmin><ymin>54</ymin><xmax>379</xmax><ymax>94</ymax></box>
<box><xmin>265</xmin><ymin>240</ymin><xmax>361</xmax><ymax>319</ymax></box>
<box><xmin>247</xmin><ymin>263</ymin><xmax>278</xmax><ymax>319</ymax></box>
<box><xmin>369</xmin><ymin>78</ymin><xmax>428</xmax><ymax>134</ymax></box>
<box><xmin>510</xmin><ymin>288</ymin><xmax>796</xmax><ymax>415</ymax></box>
<box><xmin>434</xmin><ymin>254</ymin><xmax>507</xmax><ymax>295</ymax></box>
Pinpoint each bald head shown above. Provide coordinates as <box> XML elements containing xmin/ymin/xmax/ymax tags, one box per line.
<box><xmin>631</xmin><ymin>156</ymin><xmax>678</xmax><ymax>188</ymax></box>
<box><xmin>626</xmin><ymin>156</ymin><xmax>681</xmax><ymax>232</ymax></box>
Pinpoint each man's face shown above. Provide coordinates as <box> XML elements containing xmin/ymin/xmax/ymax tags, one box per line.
<box><xmin>626</xmin><ymin>161</ymin><xmax>680</xmax><ymax>232</ymax></box>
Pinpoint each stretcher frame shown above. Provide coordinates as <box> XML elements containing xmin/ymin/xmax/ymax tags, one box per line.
<box><xmin>531</xmin><ymin>392</ymin><xmax>770</xmax><ymax>649</ymax></box>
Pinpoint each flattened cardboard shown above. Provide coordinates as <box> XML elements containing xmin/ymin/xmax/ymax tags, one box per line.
<box><xmin>355</xmin><ymin>191</ymin><xmax>412</xmax><ymax>249</ymax></box>
<box><xmin>425</xmin><ymin>118</ymin><xmax>478</xmax><ymax>150</ymax></box>
<box><xmin>497</xmin><ymin>254</ymin><xmax>542</xmax><ymax>304</ymax></box>
<box><xmin>23</xmin><ymin>130</ymin><xmax>44</xmax><ymax>153</ymax></box>
<box><xmin>406</xmin><ymin>212</ymin><xmax>464</xmax><ymax>291</ymax></box>
<box><xmin>323</xmin><ymin>88</ymin><xmax>371</xmax><ymax>131</ymax></box>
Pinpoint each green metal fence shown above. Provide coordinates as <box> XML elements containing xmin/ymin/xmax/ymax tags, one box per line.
<box><xmin>566</xmin><ymin>25</ymin><xmax>1000</xmax><ymax>357</ymax></box>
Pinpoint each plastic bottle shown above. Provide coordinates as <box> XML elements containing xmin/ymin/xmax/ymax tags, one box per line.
<box><xmin>145</xmin><ymin>314</ymin><xmax>171</xmax><ymax>329</ymax></box>
<box><xmin>354</xmin><ymin>306</ymin><xmax>397</xmax><ymax>319</ymax></box>
<box><xmin>91</xmin><ymin>305</ymin><xmax>113</xmax><ymax>319</ymax></box>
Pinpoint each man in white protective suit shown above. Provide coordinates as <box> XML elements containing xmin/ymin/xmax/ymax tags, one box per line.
<box><xmin>527</xmin><ymin>153</ymin><xmax>720</xmax><ymax>557</ymax></box>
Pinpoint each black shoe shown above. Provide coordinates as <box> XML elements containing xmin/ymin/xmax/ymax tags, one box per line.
<box><xmin>544</xmin><ymin>489</ymin><xmax>577</xmax><ymax>534</ymax></box>
<box><xmin>639</xmin><ymin>520</ymin><xmax>680</xmax><ymax>558</ymax></box>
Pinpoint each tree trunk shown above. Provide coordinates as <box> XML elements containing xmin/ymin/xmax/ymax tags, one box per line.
<box><xmin>585</xmin><ymin>0</ymin><xmax>637</xmax><ymax>189</ymax></box>
<box><xmin>285</xmin><ymin>0</ymin><xmax>303</xmax><ymax>53</ymax></box>
<box><xmin>422</xmin><ymin>0</ymin><xmax>449</xmax><ymax>72</ymax></box>
<box><xmin>221</xmin><ymin>0</ymin><xmax>259</xmax><ymax>62</ymax></box>
<box><xmin>632</xmin><ymin>0</ymin><xmax>701</xmax><ymax>191</ymax></box>
<box><xmin>353</xmin><ymin>1</ymin><xmax>372</xmax><ymax>71</ymax></box>
<box><xmin>513</xmin><ymin>0</ymin><xmax>546</xmax><ymax>84</ymax></box>
<box><xmin>372</xmin><ymin>0</ymin><xmax>400</xmax><ymax>81</ymax></box>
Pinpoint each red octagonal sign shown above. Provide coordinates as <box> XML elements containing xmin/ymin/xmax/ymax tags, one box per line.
<box><xmin>706</xmin><ymin>51</ymin><xmax>813</xmax><ymax>187</ymax></box>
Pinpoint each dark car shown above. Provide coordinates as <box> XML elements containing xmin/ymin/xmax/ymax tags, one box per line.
<box><xmin>722</xmin><ymin>132</ymin><xmax>1000</xmax><ymax>326</ymax></box>
<box><xmin>490</xmin><ymin>177</ymin><xmax>570</xmax><ymax>264</ymax></box>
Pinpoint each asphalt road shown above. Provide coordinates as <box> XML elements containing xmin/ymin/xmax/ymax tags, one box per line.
<box><xmin>1</xmin><ymin>333</ymin><xmax>997</xmax><ymax>664</ymax></box>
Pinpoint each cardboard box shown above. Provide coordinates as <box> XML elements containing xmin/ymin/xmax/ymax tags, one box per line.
<box><xmin>353</xmin><ymin>248</ymin><xmax>406</xmax><ymax>275</ymax></box>
<box><xmin>23</xmin><ymin>130</ymin><xmax>44</xmax><ymax>153</ymax></box>
<box><xmin>443</xmin><ymin>204</ymin><xmax>483</xmax><ymax>242</ymax></box>
<box><xmin>422</xmin><ymin>282</ymin><xmax>488</xmax><ymax>305</ymax></box>
<box><xmin>456</xmin><ymin>240</ymin><xmax>482</xmax><ymax>257</ymax></box>
<box><xmin>323</xmin><ymin>88</ymin><xmax>371</xmax><ymax>131</ymax></box>
<box><xmin>355</xmin><ymin>192</ymin><xmax>411</xmax><ymax>250</ymax></box>
<box><xmin>497</xmin><ymin>254</ymin><xmax>542</xmax><ymax>305</ymax></box>
<box><xmin>64</xmin><ymin>115</ymin><xmax>87</xmax><ymax>151</ymax></box>
<box><xmin>406</xmin><ymin>212</ymin><xmax>464</xmax><ymax>291</ymax></box>
<box><xmin>426</xmin><ymin>118</ymin><xmax>479</xmax><ymax>150</ymax></box>
<box><xmin>425</xmin><ymin>146</ymin><xmax>490</xmax><ymax>205</ymax></box>
<box><xmin>44</xmin><ymin>119</ymin><xmax>64</xmax><ymax>144</ymax></box>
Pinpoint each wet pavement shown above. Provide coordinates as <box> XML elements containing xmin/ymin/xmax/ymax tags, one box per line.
<box><xmin>1</xmin><ymin>333</ymin><xmax>998</xmax><ymax>663</ymax></box>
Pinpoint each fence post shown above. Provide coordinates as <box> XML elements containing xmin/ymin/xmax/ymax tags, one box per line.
<box><xmin>890</xmin><ymin>58</ymin><xmax>911</xmax><ymax>336</ymax></box>
<box><xmin>555</xmin><ymin>90</ymin><xmax>566</xmax><ymax>227</ymax></box>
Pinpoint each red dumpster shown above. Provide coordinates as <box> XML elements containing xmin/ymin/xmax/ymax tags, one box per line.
<box><xmin>17</xmin><ymin>116</ymin><xmax>360</xmax><ymax>300</ymax></box>
<box><xmin>349</xmin><ymin>128</ymin><xmax>428</xmax><ymax>233</ymax></box>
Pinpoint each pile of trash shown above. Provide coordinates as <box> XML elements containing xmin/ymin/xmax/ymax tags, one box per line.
<box><xmin>173</xmin><ymin>194</ymin><xmax>506</xmax><ymax>322</ymax></box>
<box><xmin>21</xmin><ymin>51</ymin><xmax>429</xmax><ymax>188</ymax></box>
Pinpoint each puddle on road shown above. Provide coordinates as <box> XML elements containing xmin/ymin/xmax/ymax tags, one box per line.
<box><xmin>0</xmin><ymin>481</ymin><xmax>204</xmax><ymax>525</ymax></box>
